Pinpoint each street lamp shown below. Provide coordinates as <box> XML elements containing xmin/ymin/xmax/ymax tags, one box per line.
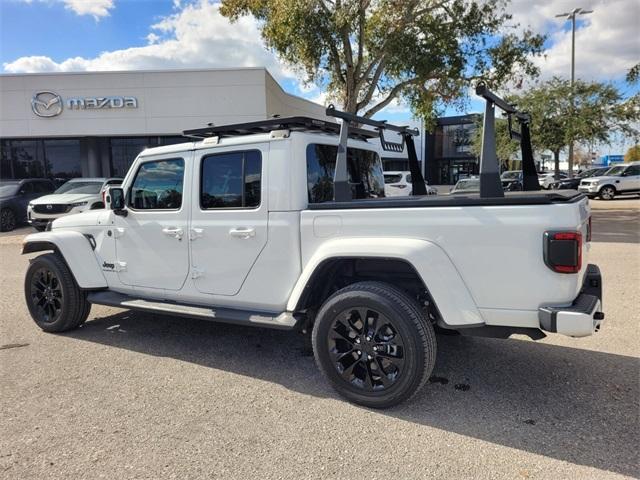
<box><xmin>556</xmin><ymin>7</ymin><xmax>593</xmax><ymax>177</ymax></box>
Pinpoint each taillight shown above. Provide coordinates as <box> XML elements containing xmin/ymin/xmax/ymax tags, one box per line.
<box><xmin>543</xmin><ymin>231</ymin><xmax>582</xmax><ymax>274</ymax></box>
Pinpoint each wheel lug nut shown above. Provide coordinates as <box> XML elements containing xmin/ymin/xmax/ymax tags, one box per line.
<box><xmin>367</xmin><ymin>354</ymin><xmax>373</xmax><ymax>360</ymax></box>
<box><xmin>366</xmin><ymin>336</ymin><xmax>371</xmax><ymax>341</ymax></box>
<box><xmin>355</xmin><ymin>338</ymin><xmax>361</xmax><ymax>344</ymax></box>
<box><xmin>373</xmin><ymin>346</ymin><xmax>378</xmax><ymax>351</ymax></box>
<box><xmin>356</xmin><ymin>350</ymin><xmax>362</xmax><ymax>356</ymax></box>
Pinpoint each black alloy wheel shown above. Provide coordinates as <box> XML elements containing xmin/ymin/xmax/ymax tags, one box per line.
<box><xmin>29</xmin><ymin>266</ymin><xmax>64</xmax><ymax>324</ymax></box>
<box><xmin>24</xmin><ymin>253</ymin><xmax>90</xmax><ymax>332</ymax></box>
<box><xmin>599</xmin><ymin>186</ymin><xmax>615</xmax><ymax>200</ymax></box>
<box><xmin>313</xmin><ymin>281</ymin><xmax>436</xmax><ymax>408</ymax></box>
<box><xmin>0</xmin><ymin>208</ymin><xmax>16</xmax><ymax>232</ymax></box>
<box><xmin>328</xmin><ymin>307</ymin><xmax>406</xmax><ymax>391</ymax></box>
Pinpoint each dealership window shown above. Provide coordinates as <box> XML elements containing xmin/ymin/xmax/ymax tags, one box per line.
<box><xmin>0</xmin><ymin>138</ymin><xmax>82</xmax><ymax>181</ymax></box>
<box><xmin>200</xmin><ymin>151</ymin><xmax>261</xmax><ymax>209</ymax></box>
<box><xmin>306</xmin><ymin>144</ymin><xmax>385</xmax><ymax>203</ymax></box>
<box><xmin>129</xmin><ymin>158</ymin><xmax>185</xmax><ymax>210</ymax></box>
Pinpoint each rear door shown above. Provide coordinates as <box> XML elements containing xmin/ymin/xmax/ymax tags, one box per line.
<box><xmin>113</xmin><ymin>154</ymin><xmax>191</xmax><ymax>290</ymax></box>
<box><xmin>190</xmin><ymin>146</ymin><xmax>268</xmax><ymax>296</ymax></box>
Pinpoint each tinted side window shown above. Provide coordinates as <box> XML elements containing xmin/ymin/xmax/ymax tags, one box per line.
<box><xmin>306</xmin><ymin>144</ymin><xmax>385</xmax><ymax>203</ymax></box>
<box><xmin>129</xmin><ymin>158</ymin><xmax>184</xmax><ymax>210</ymax></box>
<box><xmin>19</xmin><ymin>182</ymin><xmax>34</xmax><ymax>194</ymax></box>
<box><xmin>625</xmin><ymin>165</ymin><xmax>640</xmax><ymax>176</ymax></box>
<box><xmin>34</xmin><ymin>181</ymin><xmax>54</xmax><ymax>193</ymax></box>
<box><xmin>201</xmin><ymin>150</ymin><xmax>262</xmax><ymax>209</ymax></box>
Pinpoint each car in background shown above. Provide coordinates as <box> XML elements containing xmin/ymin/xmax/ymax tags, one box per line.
<box><xmin>449</xmin><ymin>176</ymin><xmax>480</xmax><ymax>195</ymax></box>
<box><xmin>538</xmin><ymin>171</ymin><xmax>568</xmax><ymax>189</ymax></box>
<box><xmin>578</xmin><ymin>162</ymin><xmax>640</xmax><ymax>200</ymax></box>
<box><xmin>27</xmin><ymin>177</ymin><xmax>122</xmax><ymax>231</ymax></box>
<box><xmin>550</xmin><ymin>167</ymin><xmax>610</xmax><ymax>190</ymax></box>
<box><xmin>0</xmin><ymin>179</ymin><xmax>56</xmax><ymax>232</ymax></box>
<box><xmin>383</xmin><ymin>171</ymin><xmax>437</xmax><ymax>196</ymax></box>
<box><xmin>500</xmin><ymin>170</ymin><xmax>523</xmax><ymax>191</ymax></box>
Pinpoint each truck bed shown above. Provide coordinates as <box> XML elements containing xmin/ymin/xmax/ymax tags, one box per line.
<box><xmin>308</xmin><ymin>190</ymin><xmax>584</xmax><ymax>209</ymax></box>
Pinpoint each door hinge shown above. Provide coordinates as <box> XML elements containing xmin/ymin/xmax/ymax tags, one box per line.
<box><xmin>191</xmin><ymin>266</ymin><xmax>205</xmax><ymax>279</ymax></box>
<box><xmin>189</xmin><ymin>228</ymin><xmax>204</xmax><ymax>241</ymax></box>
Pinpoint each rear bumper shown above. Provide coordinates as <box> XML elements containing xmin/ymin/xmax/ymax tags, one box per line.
<box><xmin>538</xmin><ymin>264</ymin><xmax>604</xmax><ymax>337</ymax></box>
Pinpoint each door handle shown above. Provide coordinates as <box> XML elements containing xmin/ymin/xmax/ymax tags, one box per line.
<box><xmin>229</xmin><ymin>227</ymin><xmax>255</xmax><ymax>239</ymax></box>
<box><xmin>162</xmin><ymin>227</ymin><xmax>184</xmax><ymax>240</ymax></box>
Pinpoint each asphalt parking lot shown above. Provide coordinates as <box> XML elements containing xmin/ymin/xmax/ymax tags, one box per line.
<box><xmin>1</xmin><ymin>199</ymin><xmax>638</xmax><ymax>479</ymax></box>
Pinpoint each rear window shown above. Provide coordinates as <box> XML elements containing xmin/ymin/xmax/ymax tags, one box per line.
<box><xmin>384</xmin><ymin>174</ymin><xmax>403</xmax><ymax>184</ymax></box>
<box><xmin>306</xmin><ymin>144</ymin><xmax>385</xmax><ymax>203</ymax></box>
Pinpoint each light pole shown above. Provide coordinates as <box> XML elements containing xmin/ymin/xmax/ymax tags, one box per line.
<box><xmin>556</xmin><ymin>7</ymin><xmax>593</xmax><ymax>177</ymax></box>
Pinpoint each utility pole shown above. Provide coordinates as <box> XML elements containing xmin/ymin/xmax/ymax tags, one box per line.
<box><xmin>555</xmin><ymin>7</ymin><xmax>593</xmax><ymax>178</ymax></box>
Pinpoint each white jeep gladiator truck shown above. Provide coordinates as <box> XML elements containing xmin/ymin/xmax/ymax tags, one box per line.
<box><xmin>22</xmin><ymin>87</ymin><xmax>604</xmax><ymax>408</ymax></box>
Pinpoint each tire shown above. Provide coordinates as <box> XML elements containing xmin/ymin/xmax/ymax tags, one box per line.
<box><xmin>0</xmin><ymin>208</ymin><xmax>16</xmax><ymax>232</ymax></box>
<box><xmin>312</xmin><ymin>281</ymin><xmax>436</xmax><ymax>409</ymax></box>
<box><xmin>599</xmin><ymin>185</ymin><xmax>616</xmax><ymax>200</ymax></box>
<box><xmin>24</xmin><ymin>253</ymin><xmax>90</xmax><ymax>333</ymax></box>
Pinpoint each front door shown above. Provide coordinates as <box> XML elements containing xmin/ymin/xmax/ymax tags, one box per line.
<box><xmin>620</xmin><ymin>164</ymin><xmax>640</xmax><ymax>192</ymax></box>
<box><xmin>114</xmin><ymin>155</ymin><xmax>191</xmax><ymax>291</ymax></box>
<box><xmin>190</xmin><ymin>146</ymin><xmax>268</xmax><ymax>296</ymax></box>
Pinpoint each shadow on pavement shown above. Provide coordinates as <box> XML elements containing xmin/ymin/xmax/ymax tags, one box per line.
<box><xmin>68</xmin><ymin>310</ymin><xmax>639</xmax><ymax>477</ymax></box>
<box><xmin>591</xmin><ymin>205</ymin><xmax>639</xmax><ymax>244</ymax></box>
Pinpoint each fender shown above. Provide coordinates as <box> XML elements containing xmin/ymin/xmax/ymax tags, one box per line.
<box><xmin>21</xmin><ymin>231</ymin><xmax>108</xmax><ymax>289</ymax></box>
<box><xmin>288</xmin><ymin>237</ymin><xmax>484</xmax><ymax>327</ymax></box>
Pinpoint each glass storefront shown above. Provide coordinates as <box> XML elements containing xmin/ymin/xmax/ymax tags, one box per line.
<box><xmin>0</xmin><ymin>138</ymin><xmax>81</xmax><ymax>181</ymax></box>
<box><xmin>109</xmin><ymin>136</ymin><xmax>188</xmax><ymax>178</ymax></box>
<box><xmin>0</xmin><ymin>136</ymin><xmax>189</xmax><ymax>181</ymax></box>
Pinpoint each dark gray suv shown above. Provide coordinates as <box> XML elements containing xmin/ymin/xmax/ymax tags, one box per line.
<box><xmin>0</xmin><ymin>179</ymin><xmax>56</xmax><ymax>232</ymax></box>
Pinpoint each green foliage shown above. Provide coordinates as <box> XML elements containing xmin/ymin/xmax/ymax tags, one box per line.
<box><xmin>625</xmin><ymin>145</ymin><xmax>640</xmax><ymax>163</ymax></box>
<box><xmin>470</xmin><ymin>117</ymin><xmax>519</xmax><ymax>164</ymax></box>
<box><xmin>627</xmin><ymin>63</ymin><xmax>640</xmax><ymax>84</ymax></box>
<box><xmin>508</xmin><ymin>78</ymin><xmax>640</xmax><ymax>170</ymax></box>
<box><xmin>220</xmin><ymin>0</ymin><xmax>545</xmax><ymax>119</ymax></box>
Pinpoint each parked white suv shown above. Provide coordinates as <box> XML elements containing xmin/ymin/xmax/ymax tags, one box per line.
<box><xmin>383</xmin><ymin>171</ymin><xmax>437</xmax><ymax>196</ymax></box>
<box><xmin>21</xmin><ymin>96</ymin><xmax>604</xmax><ymax>408</ymax></box>
<box><xmin>27</xmin><ymin>178</ymin><xmax>122</xmax><ymax>231</ymax></box>
<box><xmin>578</xmin><ymin>162</ymin><xmax>640</xmax><ymax>200</ymax></box>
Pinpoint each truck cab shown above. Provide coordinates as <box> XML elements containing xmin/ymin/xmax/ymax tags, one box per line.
<box><xmin>21</xmin><ymin>94</ymin><xmax>604</xmax><ymax>408</ymax></box>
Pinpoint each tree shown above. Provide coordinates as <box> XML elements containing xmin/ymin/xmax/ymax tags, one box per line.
<box><xmin>625</xmin><ymin>145</ymin><xmax>640</xmax><ymax>163</ymax></box>
<box><xmin>510</xmin><ymin>77</ymin><xmax>639</xmax><ymax>175</ymax></box>
<box><xmin>220</xmin><ymin>0</ymin><xmax>545</xmax><ymax>120</ymax></box>
<box><xmin>470</xmin><ymin>117</ymin><xmax>519</xmax><ymax>169</ymax></box>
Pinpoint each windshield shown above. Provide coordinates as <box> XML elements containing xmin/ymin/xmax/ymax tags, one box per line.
<box><xmin>580</xmin><ymin>168</ymin><xmax>606</xmax><ymax>178</ymax></box>
<box><xmin>0</xmin><ymin>183</ymin><xmax>19</xmax><ymax>196</ymax></box>
<box><xmin>501</xmin><ymin>171</ymin><xmax>521</xmax><ymax>180</ymax></box>
<box><xmin>384</xmin><ymin>174</ymin><xmax>403</xmax><ymax>184</ymax></box>
<box><xmin>54</xmin><ymin>181</ymin><xmax>103</xmax><ymax>195</ymax></box>
<box><xmin>455</xmin><ymin>179</ymin><xmax>479</xmax><ymax>190</ymax></box>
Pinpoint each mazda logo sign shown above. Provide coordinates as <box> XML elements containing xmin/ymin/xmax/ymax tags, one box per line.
<box><xmin>32</xmin><ymin>91</ymin><xmax>63</xmax><ymax>118</ymax></box>
<box><xmin>46</xmin><ymin>204</ymin><xmax>53</xmax><ymax>210</ymax></box>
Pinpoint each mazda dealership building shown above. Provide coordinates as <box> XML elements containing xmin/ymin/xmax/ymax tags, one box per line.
<box><xmin>0</xmin><ymin>68</ymin><xmax>333</xmax><ymax>182</ymax></box>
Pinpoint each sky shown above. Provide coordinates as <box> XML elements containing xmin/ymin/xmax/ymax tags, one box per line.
<box><xmin>1</xmin><ymin>0</ymin><xmax>639</xmax><ymax>155</ymax></box>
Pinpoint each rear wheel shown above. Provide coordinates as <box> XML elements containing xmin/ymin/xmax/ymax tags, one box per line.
<box><xmin>0</xmin><ymin>208</ymin><xmax>16</xmax><ymax>232</ymax></box>
<box><xmin>312</xmin><ymin>281</ymin><xmax>436</xmax><ymax>408</ymax></box>
<box><xmin>24</xmin><ymin>253</ymin><xmax>90</xmax><ymax>332</ymax></box>
<box><xmin>599</xmin><ymin>185</ymin><xmax>616</xmax><ymax>200</ymax></box>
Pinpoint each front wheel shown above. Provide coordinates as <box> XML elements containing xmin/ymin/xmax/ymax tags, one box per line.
<box><xmin>0</xmin><ymin>208</ymin><xmax>16</xmax><ymax>232</ymax></box>
<box><xmin>599</xmin><ymin>186</ymin><xmax>616</xmax><ymax>200</ymax></box>
<box><xmin>312</xmin><ymin>281</ymin><xmax>436</xmax><ymax>408</ymax></box>
<box><xmin>24</xmin><ymin>253</ymin><xmax>90</xmax><ymax>332</ymax></box>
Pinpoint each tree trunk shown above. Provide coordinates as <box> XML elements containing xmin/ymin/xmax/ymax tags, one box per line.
<box><xmin>553</xmin><ymin>150</ymin><xmax>560</xmax><ymax>177</ymax></box>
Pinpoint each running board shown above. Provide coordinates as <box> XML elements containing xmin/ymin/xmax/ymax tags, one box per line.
<box><xmin>86</xmin><ymin>291</ymin><xmax>297</xmax><ymax>330</ymax></box>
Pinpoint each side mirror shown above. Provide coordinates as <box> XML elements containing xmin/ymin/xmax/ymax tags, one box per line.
<box><xmin>108</xmin><ymin>187</ymin><xmax>127</xmax><ymax>216</ymax></box>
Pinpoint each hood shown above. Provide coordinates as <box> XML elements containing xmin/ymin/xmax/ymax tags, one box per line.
<box><xmin>580</xmin><ymin>175</ymin><xmax>619</xmax><ymax>184</ymax></box>
<box><xmin>52</xmin><ymin>209</ymin><xmax>112</xmax><ymax>229</ymax></box>
<box><xmin>31</xmin><ymin>193</ymin><xmax>98</xmax><ymax>205</ymax></box>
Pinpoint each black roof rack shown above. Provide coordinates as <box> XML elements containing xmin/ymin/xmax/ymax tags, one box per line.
<box><xmin>182</xmin><ymin>116</ymin><xmax>377</xmax><ymax>141</ymax></box>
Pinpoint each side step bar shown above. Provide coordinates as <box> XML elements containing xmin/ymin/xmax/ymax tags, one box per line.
<box><xmin>86</xmin><ymin>291</ymin><xmax>297</xmax><ymax>330</ymax></box>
